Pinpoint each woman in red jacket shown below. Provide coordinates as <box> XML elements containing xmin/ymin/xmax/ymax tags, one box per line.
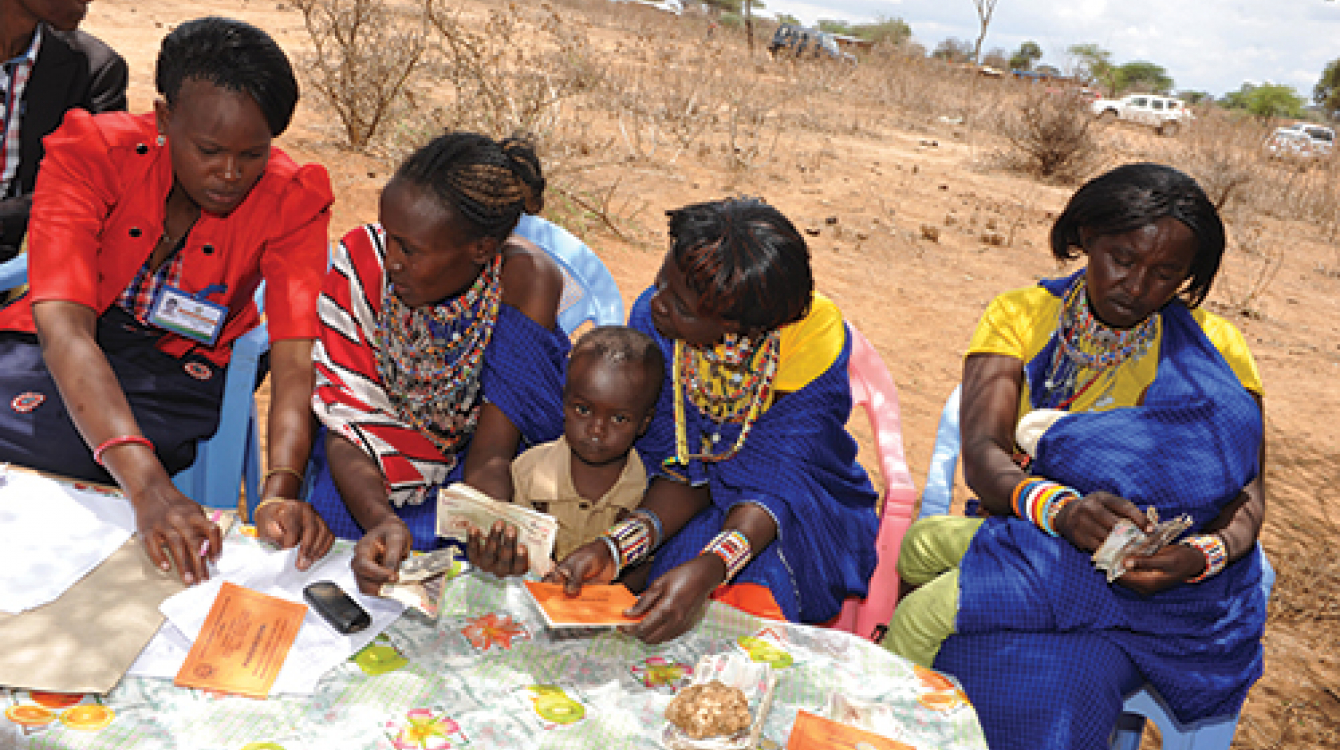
<box><xmin>0</xmin><ymin>17</ymin><xmax>334</xmax><ymax>584</ymax></box>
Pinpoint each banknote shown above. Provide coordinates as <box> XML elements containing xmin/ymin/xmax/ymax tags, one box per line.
<box><xmin>1091</xmin><ymin>507</ymin><xmax>1193</xmax><ymax>583</ymax></box>
<box><xmin>435</xmin><ymin>483</ymin><xmax>557</xmax><ymax>576</ymax></box>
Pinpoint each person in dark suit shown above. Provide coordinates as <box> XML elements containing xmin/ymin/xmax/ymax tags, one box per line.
<box><xmin>1</xmin><ymin>0</ymin><xmax>128</xmax><ymax>261</ymax></box>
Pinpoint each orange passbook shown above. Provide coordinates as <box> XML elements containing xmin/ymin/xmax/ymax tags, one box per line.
<box><xmin>523</xmin><ymin>581</ymin><xmax>643</xmax><ymax>628</ymax></box>
<box><xmin>786</xmin><ymin>710</ymin><xmax>916</xmax><ymax>750</ymax></box>
<box><xmin>174</xmin><ymin>582</ymin><xmax>307</xmax><ymax>699</ymax></box>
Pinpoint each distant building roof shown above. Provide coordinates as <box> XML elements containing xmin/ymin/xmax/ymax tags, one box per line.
<box><xmin>829</xmin><ymin>34</ymin><xmax>874</xmax><ymax>50</ymax></box>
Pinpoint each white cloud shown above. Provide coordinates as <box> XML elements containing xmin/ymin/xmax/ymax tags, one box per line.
<box><xmin>761</xmin><ymin>0</ymin><xmax>1340</xmax><ymax>97</ymax></box>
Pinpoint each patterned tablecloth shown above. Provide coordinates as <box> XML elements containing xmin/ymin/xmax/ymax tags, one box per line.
<box><xmin>3</xmin><ymin>567</ymin><xmax>987</xmax><ymax>750</ymax></box>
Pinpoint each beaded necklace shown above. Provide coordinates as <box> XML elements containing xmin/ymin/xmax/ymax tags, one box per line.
<box><xmin>670</xmin><ymin>330</ymin><xmax>781</xmax><ymax>464</ymax></box>
<box><xmin>1039</xmin><ymin>274</ymin><xmax>1157</xmax><ymax>410</ymax></box>
<box><xmin>374</xmin><ymin>255</ymin><xmax>503</xmax><ymax>455</ymax></box>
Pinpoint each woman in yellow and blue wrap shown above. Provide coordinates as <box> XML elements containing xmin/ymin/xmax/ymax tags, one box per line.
<box><xmin>550</xmin><ymin>197</ymin><xmax>880</xmax><ymax>643</ymax></box>
<box><xmin>886</xmin><ymin>163</ymin><xmax>1267</xmax><ymax>750</ymax></box>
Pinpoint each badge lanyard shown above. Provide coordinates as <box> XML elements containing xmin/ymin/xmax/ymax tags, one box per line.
<box><xmin>148</xmin><ymin>282</ymin><xmax>229</xmax><ymax>346</ymax></box>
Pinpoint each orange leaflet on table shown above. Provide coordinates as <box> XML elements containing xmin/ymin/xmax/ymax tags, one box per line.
<box><xmin>786</xmin><ymin>710</ymin><xmax>916</xmax><ymax>750</ymax></box>
<box><xmin>174</xmin><ymin>582</ymin><xmax>307</xmax><ymax>699</ymax></box>
<box><xmin>523</xmin><ymin>581</ymin><xmax>643</xmax><ymax>627</ymax></box>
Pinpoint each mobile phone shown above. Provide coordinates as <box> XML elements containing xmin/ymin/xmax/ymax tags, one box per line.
<box><xmin>303</xmin><ymin>580</ymin><xmax>371</xmax><ymax>634</ymax></box>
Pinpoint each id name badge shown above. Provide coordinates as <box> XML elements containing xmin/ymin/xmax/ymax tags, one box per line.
<box><xmin>149</xmin><ymin>286</ymin><xmax>227</xmax><ymax>346</ymax></box>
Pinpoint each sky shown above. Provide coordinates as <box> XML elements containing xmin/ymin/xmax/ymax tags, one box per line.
<box><xmin>759</xmin><ymin>0</ymin><xmax>1340</xmax><ymax>100</ymax></box>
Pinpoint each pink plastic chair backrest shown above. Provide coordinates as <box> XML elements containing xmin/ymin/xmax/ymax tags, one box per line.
<box><xmin>829</xmin><ymin>325</ymin><xmax>918</xmax><ymax>641</ymax></box>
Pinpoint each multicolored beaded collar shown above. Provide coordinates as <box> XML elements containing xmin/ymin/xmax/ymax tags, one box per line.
<box><xmin>1040</xmin><ymin>273</ymin><xmax>1157</xmax><ymax>410</ymax></box>
<box><xmin>374</xmin><ymin>255</ymin><xmax>503</xmax><ymax>455</ymax></box>
<box><xmin>670</xmin><ymin>330</ymin><xmax>781</xmax><ymax>464</ymax></box>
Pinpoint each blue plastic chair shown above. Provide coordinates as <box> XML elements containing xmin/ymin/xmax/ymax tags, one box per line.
<box><xmin>0</xmin><ymin>254</ymin><xmax>263</xmax><ymax>510</ymax></box>
<box><xmin>0</xmin><ymin>254</ymin><xmax>26</xmax><ymax>290</ymax></box>
<box><xmin>171</xmin><ymin>303</ymin><xmax>267</xmax><ymax>511</ymax></box>
<box><xmin>514</xmin><ymin>214</ymin><xmax>624</xmax><ymax>332</ymax></box>
<box><xmin>917</xmin><ymin>384</ymin><xmax>1270</xmax><ymax>749</ymax></box>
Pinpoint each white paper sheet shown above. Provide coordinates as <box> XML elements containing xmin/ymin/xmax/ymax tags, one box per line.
<box><xmin>0</xmin><ymin>468</ymin><xmax>136</xmax><ymax>614</ymax></box>
<box><xmin>129</xmin><ymin>540</ymin><xmax>405</xmax><ymax>694</ymax></box>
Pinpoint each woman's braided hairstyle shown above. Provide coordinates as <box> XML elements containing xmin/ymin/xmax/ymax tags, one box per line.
<box><xmin>395</xmin><ymin>131</ymin><xmax>545</xmax><ymax>241</ymax></box>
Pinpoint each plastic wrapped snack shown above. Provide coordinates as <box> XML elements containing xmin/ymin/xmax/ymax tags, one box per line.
<box><xmin>662</xmin><ymin>653</ymin><xmax>776</xmax><ymax>750</ymax></box>
<box><xmin>666</xmin><ymin>681</ymin><xmax>751</xmax><ymax>739</ymax></box>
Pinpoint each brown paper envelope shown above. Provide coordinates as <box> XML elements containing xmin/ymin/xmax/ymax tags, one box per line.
<box><xmin>0</xmin><ymin>538</ymin><xmax>184</xmax><ymax>694</ymax></box>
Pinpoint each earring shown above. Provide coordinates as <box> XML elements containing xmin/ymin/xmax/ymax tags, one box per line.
<box><xmin>156</xmin><ymin>135</ymin><xmax>166</xmax><ymax>147</ymax></box>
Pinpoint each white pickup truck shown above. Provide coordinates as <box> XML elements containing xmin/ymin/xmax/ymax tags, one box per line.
<box><xmin>1090</xmin><ymin>94</ymin><xmax>1193</xmax><ymax>136</ymax></box>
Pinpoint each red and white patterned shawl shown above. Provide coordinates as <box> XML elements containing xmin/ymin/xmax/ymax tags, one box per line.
<box><xmin>312</xmin><ymin>224</ymin><xmax>458</xmax><ymax>507</ymax></box>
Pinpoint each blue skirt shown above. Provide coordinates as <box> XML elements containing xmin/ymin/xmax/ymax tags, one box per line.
<box><xmin>0</xmin><ymin>307</ymin><xmax>226</xmax><ymax>482</ymax></box>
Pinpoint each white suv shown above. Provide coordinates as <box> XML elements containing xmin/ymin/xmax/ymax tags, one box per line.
<box><xmin>1265</xmin><ymin>122</ymin><xmax>1334</xmax><ymax>160</ymax></box>
<box><xmin>1090</xmin><ymin>94</ymin><xmax>1193</xmax><ymax>136</ymax></box>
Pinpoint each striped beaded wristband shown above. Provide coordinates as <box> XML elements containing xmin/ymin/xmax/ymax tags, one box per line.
<box><xmin>1012</xmin><ymin>477</ymin><xmax>1082</xmax><ymax>537</ymax></box>
<box><xmin>702</xmin><ymin>530</ymin><xmax>752</xmax><ymax>582</ymax></box>
<box><xmin>1182</xmin><ymin>534</ymin><xmax>1228</xmax><ymax>583</ymax></box>
<box><xmin>603</xmin><ymin>516</ymin><xmax>654</xmax><ymax>575</ymax></box>
<box><xmin>630</xmin><ymin>508</ymin><xmax>664</xmax><ymax>550</ymax></box>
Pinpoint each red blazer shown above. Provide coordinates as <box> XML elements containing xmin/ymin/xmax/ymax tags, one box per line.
<box><xmin>0</xmin><ymin>110</ymin><xmax>333</xmax><ymax>366</ymax></box>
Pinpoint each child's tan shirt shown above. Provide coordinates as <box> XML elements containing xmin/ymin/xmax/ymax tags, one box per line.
<box><xmin>510</xmin><ymin>436</ymin><xmax>647</xmax><ymax>560</ymax></box>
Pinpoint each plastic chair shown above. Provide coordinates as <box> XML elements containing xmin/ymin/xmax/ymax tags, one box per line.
<box><xmin>171</xmin><ymin>307</ymin><xmax>267</xmax><ymax>511</ymax></box>
<box><xmin>918</xmin><ymin>384</ymin><xmax>962</xmax><ymax>518</ymax></box>
<box><xmin>0</xmin><ymin>254</ymin><xmax>26</xmax><ymax>289</ymax></box>
<box><xmin>918</xmin><ymin>385</ymin><xmax>1270</xmax><ymax>750</ymax></box>
<box><xmin>515</xmin><ymin>214</ymin><xmax>624</xmax><ymax>333</ymax></box>
<box><xmin>828</xmin><ymin>325</ymin><xmax>918</xmax><ymax>642</ymax></box>
<box><xmin>0</xmin><ymin>254</ymin><xmax>263</xmax><ymax>510</ymax></box>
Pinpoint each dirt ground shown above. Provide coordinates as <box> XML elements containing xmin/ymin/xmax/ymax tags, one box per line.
<box><xmin>82</xmin><ymin>2</ymin><xmax>1339</xmax><ymax>747</ymax></box>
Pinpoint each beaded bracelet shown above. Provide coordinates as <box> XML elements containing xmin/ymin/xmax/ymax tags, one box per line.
<box><xmin>599</xmin><ymin>535</ymin><xmax>623</xmax><ymax>575</ymax></box>
<box><xmin>702</xmin><ymin>530</ymin><xmax>752</xmax><ymax>582</ymax></box>
<box><xmin>603</xmin><ymin>516</ymin><xmax>654</xmax><ymax>576</ymax></box>
<box><xmin>1182</xmin><ymin>534</ymin><xmax>1228</xmax><ymax>583</ymax></box>
<box><xmin>93</xmin><ymin>435</ymin><xmax>154</xmax><ymax>466</ymax></box>
<box><xmin>1011</xmin><ymin>477</ymin><xmax>1082</xmax><ymax>537</ymax></box>
<box><xmin>631</xmin><ymin>508</ymin><xmax>664</xmax><ymax>550</ymax></box>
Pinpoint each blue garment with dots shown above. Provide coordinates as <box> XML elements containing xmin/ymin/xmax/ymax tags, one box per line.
<box><xmin>629</xmin><ymin>288</ymin><xmax>879</xmax><ymax>623</ymax></box>
<box><xmin>937</xmin><ymin>275</ymin><xmax>1266</xmax><ymax>750</ymax></box>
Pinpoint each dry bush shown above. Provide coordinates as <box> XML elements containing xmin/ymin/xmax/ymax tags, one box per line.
<box><xmin>1120</xmin><ymin>109</ymin><xmax>1340</xmax><ymax>241</ymax></box>
<box><xmin>861</xmin><ymin>55</ymin><xmax>972</xmax><ymax>125</ymax></box>
<box><xmin>294</xmin><ymin>0</ymin><xmax>429</xmax><ymax>151</ymax></box>
<box><xmin>610</xmin><ymin>63</ymin><xmax>715</xmax><ymax>163</ymax></box>
<box><xmin>993</xmin><ymin>90</ymin><xmax>1102</xmax><ymax>182</ymax></box>
<box><xmin>1209</xmin><ymin>215</ymin><xmax>1284</xmax><ymax>319</ymax></box>
<box><xmin>417</xmin><ymin>3</ymin><xmax>602</xmax><ymax>146</ymax></box>
<box><xmin>717</xmin><ymin>76</ymin><xmax>783</xmax><ymax>169</ymax></box>
<box><xmin>1154</xmin><ymin>110</ymin><xmax>1266</xmax><ymax>211</ymax></box>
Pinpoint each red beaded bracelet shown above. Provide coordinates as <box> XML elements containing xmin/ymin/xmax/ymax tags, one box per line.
<box><xmin>1182</xmin><ymin>534</ymin><xmax>1228</xmax><ymax>583</ymax></box>
<box><xmin>93</xmin><ymin>435</ymin><xmax>154</xmax><ymax>466</ymax></box>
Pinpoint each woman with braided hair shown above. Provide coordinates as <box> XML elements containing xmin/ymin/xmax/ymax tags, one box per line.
<box><xmin>307</xmin><ymin>131</ymin><xmax>569</xmax><ymax>592</ymax></box>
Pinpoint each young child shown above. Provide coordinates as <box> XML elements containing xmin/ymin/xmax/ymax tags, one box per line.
<box><xmin>511</xmin><ymin>325</ymin><xmax>665</xmax><ymax>561</ymax></box>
